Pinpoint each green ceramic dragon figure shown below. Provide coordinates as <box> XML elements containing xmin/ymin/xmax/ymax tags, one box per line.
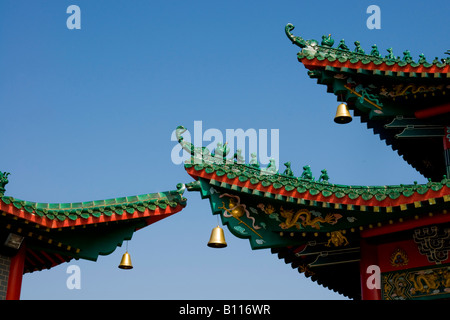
<box><xmin>175</xmin><ymin>125</ymin><xmax>231</xmax><ymax>162</ymax></box>
<box><xmin>285</xmin><ymin>23</ymin><xmax>318</xmax><ymax>48</ymax></box>
<box><xmin>0</xmin><ymin>171</ymin><xmax>10</xmax><ymax>196</ymax></box>
<box><xmin>176</xmin><ymin>125</ymin><xmax>211</xmax><ymax>158</ymax></box>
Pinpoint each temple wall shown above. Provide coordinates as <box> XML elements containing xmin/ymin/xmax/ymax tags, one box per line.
<box><xmin>0</xmin><ymin>254</ymin><xmax>10</xmax><ymax>300</ymax></box>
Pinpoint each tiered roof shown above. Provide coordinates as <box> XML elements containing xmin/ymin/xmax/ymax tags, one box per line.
<box><xmin>285</xmin><ymin>24</ymin><xmax>450</xmax><ymax>181</ymax></box>
<box><xmin>176</xmin><ymin>24</ymin><xmax>450</xmax><ymax>299</ymax></box>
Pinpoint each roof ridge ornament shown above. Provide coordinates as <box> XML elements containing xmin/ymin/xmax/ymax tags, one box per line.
<box><xmin>175</xmin><ymin>125</ymin><xmax>212</xmax><ymax>161</ymax></box>
<box><xmin>0</xmin><ymin>171</ymin><xmax>10</xmax><ymax>196</ymax></box>
<box><xmin>285</xmin><ymin>23</ymin><xmax>317</xmax><ymax>48</ymax></box>
<box><xmin>321</xmin><ymin>34</ymin><xmax>334</xmax><ymax>47</ymax></box>
<box><xmin>337</xmin><ymin>39</ymin><xmax>349</xmax><ymax>51</ymax></box>
<box><xmin>285</xmin><ymin>23</ymin><xmax>449</xmax><ymax>68</ymax></box>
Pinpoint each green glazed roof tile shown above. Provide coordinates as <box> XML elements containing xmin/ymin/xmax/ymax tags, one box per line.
<box><xmin>183</xmin><ymin>156</ymin><xmax>450</xmax><ymax>204</ymax></box>
<box><xmin>285</xmin><ymin>23</ymin><xmax>449</xmax><ymax>76</ymax></box>
<box><xmin>176</xmin><ymin>125</ymin><xmax>449</xmax><ymax>210</ymax></box>
<box><xmin>1</xmin><ymin>186</ymin><xmax>187</xmax><ymax>224</ymax></box>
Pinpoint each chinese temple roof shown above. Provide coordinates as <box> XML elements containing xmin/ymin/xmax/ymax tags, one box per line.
<box><xmin>185</xmin><ymin>161</ymin><xmax>450</xmax><ymax>216</ymax></box>
<box><xmin>285</xmin><ymin>24</ymin><xmax>450</xmax><ymax>181</ymax></box>
<box><xmin>178</xmin><ymin>126</ymin><xmax>450</xmax><ymax>299</ymax></box>
<box><xmin>0</xmin><ymin>174</ymin><xmax>187</xmax><ymax>273</ymax></box>
<box><xmin>1</xmin><ymin>187</ymin><xmax>186</xmax><ymax>229</ymax></box>
<box><xmin>285</xmin><ymin>23</ymin><xmax>449</xmax><ymax>76</ymax></box>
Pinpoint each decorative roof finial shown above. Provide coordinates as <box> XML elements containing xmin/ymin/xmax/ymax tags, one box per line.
<box><xmin>418</xmin><ymin>53</ymin><xmax>428</xmax><ymax>64</ymax></box>
<box><xmin>249</xmin><ymin>153</ymin><xmax>260</xmax><ymax>168</ymax></box>
<box><xmin>283</xmin><ymin>162</ymin><xmax>294</xmax><ymax>177</ymax></box>
<box><xmin>318</xmin><ymin>169</ymin><xmax>330</xmax><ymax>183</ymax></box>
<box><xmin>353</xmin><ymin>41</ymin><xmax>365</xmax><ymax>54</ymax></box>
<box><xmin>321</xmin><ymin>34</ymin><xmax>334</xmax><ymax>47</ymax></box>
<box><xmin>175</xmin><ymin>125</ymin><xmax>211</xmax><ymax>160</ymax></box>
<box><xmin>402</xmin><ymin>50</ymin><xmax>413</xmax><ymax>63</ymax></box>
<box><xmin>211</xmin><ymin>142</ymin><xmax>230</xmax><ymax>161</ymax></box>
<box><xmin>285</xmin><ymin>24</ymin><xmax>319</xmax><ymax>48</ymax></box>
<box><xmin>370</xmin><ymin>44</ymin><xmax>381</xmax><ymax>57</ymax></box>
<box><xmin>442</xmin><ymin>50</ymin><xmax>450</xmax><ymax>63</ymax></box>
<box><xmin>285</xmin><ymin>23</ymin><xmax>307</xmax><ymax>48</ymax></box>
<box><xmin>385</xmin><ymin>48</ymin><xmax>395</xmax><ymax>61</ymax></box>
<box><xmin>0</xmin><ymin>171</ymin><xmax>10</xmax><ymax>196</ymax></box>
<box><xmin>337</xmin><ymin>39</ymin><xmax>349</xmax><ymax>51</ymax></box>
<box><xmin>263</xmin><ymin>159</ymin><xmax>277</xmax><ymax>174</ymax></box>
<box><xmin>233</xmin><ymin>149</ymin><xmax>245</xmax><ymax>164</ymax></box>
<box><xmin>300</xmin><ymin>165</ymin><xmax>314</xmax><ymax>181</ymax></box>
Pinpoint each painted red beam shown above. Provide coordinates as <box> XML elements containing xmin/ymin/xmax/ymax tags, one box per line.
<box><xmin>414</xmin><ymin>103</ymin><xmax>450</xmax><ymax>119</ymax></box>
<box><xmin>361</xmin><ymin>211</ymin><xmax>450</xmax><ymax>238</ymax></box>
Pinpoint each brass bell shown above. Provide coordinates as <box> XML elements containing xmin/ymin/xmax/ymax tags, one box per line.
<box><xmin>207</xmin><ymin>226</ymin><xmax>227</xmax><ymax>248</ymax></box>
<box><xmin>334</xmin><ymin>103</ymin><xmax>352</xmax><ymax>124</ymax></box>
<box><xmin>118</xmin><ymin>251</ymin><xmax>133</xmax><ymax>269</ymax></box>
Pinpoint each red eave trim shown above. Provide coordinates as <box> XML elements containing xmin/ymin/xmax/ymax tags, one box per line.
<box><xmin>300</xmin><ymin>57</ymin><xmax>450</xmax><ymax>74</ymax></box>
<box><xmin>187</xmin><ymin>167</ymin><xmax>450</xmax><ymax>207</ymax></box>
<box><xmin>0</xmin><ymin>202</ymin><xmax>185</xmax><ymax>229</ymax></box>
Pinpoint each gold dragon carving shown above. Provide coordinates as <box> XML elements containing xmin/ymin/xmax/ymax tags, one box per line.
<box><xmin>384</xmin><ymin>266</ymin><xmax>450</xmax><ymax>299</ymax></box>
<box><xmin>380</xmin><ymin>84</ymin><xmax>445</xmax><ymax>98</ymax></box>
<box><xmin>408</xmin><ymin>271</ymin><xmax>440</xmax><ymax>295</ymax></box>
<box><xmin>278</xmin><ymin>206</ymin><xmax>342</xmax><ymax>230</ymax></box>
<box><xmin>257</xmin><ymin>203</ymin><xmax>348</xmax><ymax>246</ymax></box>
<box><xmin>326</xmin><ymin>231</ymin><xmax>349</xmax><ymax>247</ymax></box>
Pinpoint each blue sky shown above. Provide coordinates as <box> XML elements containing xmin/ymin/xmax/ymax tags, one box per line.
<box><xmin>1</xmin><ymin>0</ymin><xmax>449</xmax><ymax>299</ymax></box>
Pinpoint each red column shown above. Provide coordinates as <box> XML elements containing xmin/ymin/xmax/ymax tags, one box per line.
<box><xmin>359</xmin><ymin>238</ymin><xmax>381</xmax><ymax>300</ymax></box>
<box><xmin>6</xmin><ymin>242</ymin><xmax>26</xmax><ymax>300</ymax></box>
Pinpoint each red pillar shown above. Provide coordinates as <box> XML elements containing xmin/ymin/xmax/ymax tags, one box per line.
<box><xmin>6</xmin><ymin>242</ymin><xmax>26</xmax><ymax>300</ymax></box>
<box><xmin>359</xmin><ymin>238</ymin><xmax>381</xmax><ymax>300</ymax></box>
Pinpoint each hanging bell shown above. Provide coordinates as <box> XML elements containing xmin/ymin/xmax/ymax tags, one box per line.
<box><xmin>118</xmin><ymin>251</ymin><xmax>133</xmax><ymax>269</ymax></box>
<box><xmin>334</xmin><ymin>103</ymin><xmax>352</xmax><ymax>124</ymax></box>
<box><xmin>207</xmin><ymin>226</ymin><xmax>227</xmax><ymax>248</ymax></box>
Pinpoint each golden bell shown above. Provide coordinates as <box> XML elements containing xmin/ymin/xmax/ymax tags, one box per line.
<box><xmin>118</xmin><ymin>251</ymin><xmax>133</xmax><ymax>269</ymax></box>
<box><xmin>334</xmin><ymin>103</ymin><xmax>352</xmax><ymax>124</ymax></box>
<box><xmin>207</xmin><ymin>226</ymin><xmax>227</xmax><ymax>248</ymax></box>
